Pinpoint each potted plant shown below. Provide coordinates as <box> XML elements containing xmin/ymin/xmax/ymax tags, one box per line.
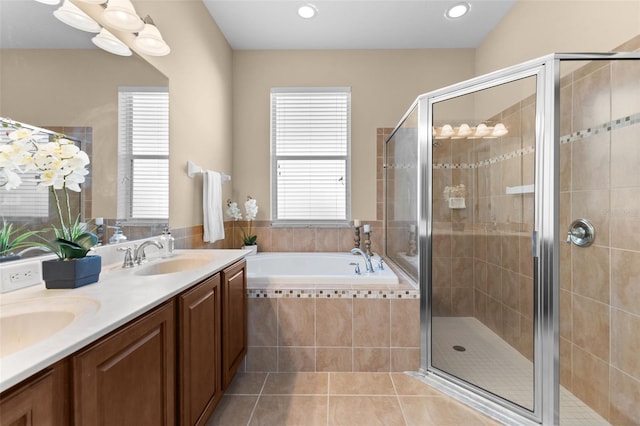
<box><xmin>1</xmin><ymin>122</ymin><xmax>100</xmax><ymax>288</ymax></box>
<box><xmin>226</xmin><ymin>196</ymin><xmax>259</xmax><ymax>254</ymax></box>
<box><xmin>0</xmin><ymin>220</ymin><xmax>41</xmax><ymax>262</ymax></box>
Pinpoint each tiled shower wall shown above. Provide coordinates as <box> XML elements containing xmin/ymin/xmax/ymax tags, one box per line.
<box><xmin>557</xmin><ymin>39</ymin><xmax>640</xmax><ymax>424</ymax></box>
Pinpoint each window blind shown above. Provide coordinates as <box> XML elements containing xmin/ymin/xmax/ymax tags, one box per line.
<box><xmin>117</xmin><ymin>87</ymin><xmax>169</xmax><ymax>222</ymax></box>
<box><xmin>271</xmin><ymin>88</ymin><xmax>351</xmax><ymax>223</ymax></box>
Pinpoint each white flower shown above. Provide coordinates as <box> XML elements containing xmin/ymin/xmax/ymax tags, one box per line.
<box><xmin>0</xmin><ymin>140</ymin><xmax>34</xmax><ymax>172</ymax></box>
<box><xmin>226</xmin><ymin>201</ymin><xmax>242</xmax><ymax>221</ymax></box>
<box><xmin>8</xmin><ymin>128</ymin><xmax>33</xmax><ymax>142</ymax></box>
<box><xmin>0</xmin><ymin>168</ymin><xmax>22</xmax><ymax>190</ymax></box>
<box><xmin>244</xmin><ymin>196</ymin><xmax>258</xmax><ymax>221</ymax></box>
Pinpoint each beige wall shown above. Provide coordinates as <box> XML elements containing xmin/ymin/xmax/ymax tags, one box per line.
<box><xmin>478</xmin><ymin>0</ymin><xmax>640</xmax><ymax>75</ymax></box>
<box><xmin>131</xmin><ymin>1</ymin><xmax>233</xmax><ymax>228</ymax></box>
<box><xmin>232</xmin><ymin>49</ymin><xmax>476</xmax><ymax>221</ymax></box>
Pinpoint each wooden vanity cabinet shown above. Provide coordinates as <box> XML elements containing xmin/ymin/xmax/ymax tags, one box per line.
<box><xmin>0</xmin><ymin>360</ymin><xmax>68</xmax><ymax>426</ymax></box>
<box><xmin>221</xmin><ymin>260</ymin><xmax>247</xmax><ymax>389</ymax></box>
<box><xmin>178</xmin><ymin>273</ymin><xmax>222</xmax><ymax>426</ymax></box>
<box><xmin>0</xmin><ymin>258</ymin><xmax>247</xmax><ymax>426</ymax></box>
<box><xmin>72</xmin><ymin>301</ymin><xmax>176</xmax><ymax>426</ymax></box>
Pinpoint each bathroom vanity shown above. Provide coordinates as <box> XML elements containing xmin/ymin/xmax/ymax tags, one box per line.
<box><xmin>0</xmin><ymin>250</ymin><xmax>248</xmax><ymax>426</ymax></box>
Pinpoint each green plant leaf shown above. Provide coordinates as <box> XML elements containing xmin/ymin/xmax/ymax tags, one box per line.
<box><xmin>55</xmin><ymin>238</ymin><xmax>88</xmax><ymax>259</ymax></box>
<box><xmin>243</xmin><ymin>234</ymin><xmax>257</xmax><ymax>246</ymax></box>
<box><xmin>74</xmin><ymin>232</ymin><xmax>98</xmax><ymax>251</ymax></box>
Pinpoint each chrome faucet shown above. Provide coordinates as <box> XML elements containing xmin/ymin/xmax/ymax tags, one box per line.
<box><xmin>350</xmin><ymin>248</ymin><xmax>374</xmax><ymax>273</ymax></box>
<box><xmin>133</xmin><ymin>240</ymin><xmax>164</xmax><ymax>265</ymax></box>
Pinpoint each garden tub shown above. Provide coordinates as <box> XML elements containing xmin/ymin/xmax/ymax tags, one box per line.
<box><xmin>245</xmin><ymin>252</ymin><xmax>399</xmax><ymax>286</ymax></box>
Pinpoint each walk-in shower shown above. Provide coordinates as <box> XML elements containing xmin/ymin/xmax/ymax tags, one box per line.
<box><xmin>385</xmin><ymin>53</ymin><xmax>640</xmax><ymax>425</ymax></box>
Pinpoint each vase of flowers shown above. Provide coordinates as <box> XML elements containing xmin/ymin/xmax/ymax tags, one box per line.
<box><xmin>226</xmin><ymin>196</ymin><xmax>258</xmax><ymax>254</ymax></box>
<box><xmin>1</xmin><ymin>121</ymin><xmax>100</xmax><ymax>288</ymax></box>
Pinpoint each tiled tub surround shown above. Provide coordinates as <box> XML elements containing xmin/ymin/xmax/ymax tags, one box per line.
<box><xmin>242</xmin><ymin>262</ymin><xmax>420</xmax><ymax>374</ymax></box>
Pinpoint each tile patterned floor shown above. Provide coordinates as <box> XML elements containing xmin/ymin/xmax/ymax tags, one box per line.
<box><xmin>206</xmin><ymin>372</ymin><xmax>502</xmax><ymax>426</ymax></box>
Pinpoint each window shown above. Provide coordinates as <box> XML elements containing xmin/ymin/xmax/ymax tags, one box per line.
<box><xmin>271</xmin><ymin>87</ymin><xmax>351</xmax><ymax>224</ymax></box>
<box><xmin>117</xmin><ymin>87</ymin><xmax>169</xmax><ymax>222</ymax></box>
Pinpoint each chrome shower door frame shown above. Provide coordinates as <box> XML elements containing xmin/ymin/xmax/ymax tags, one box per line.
<box><xmin>418</xmin><ymin>55</ymin><xmax>558</xmax><ymax>425</ymax></box>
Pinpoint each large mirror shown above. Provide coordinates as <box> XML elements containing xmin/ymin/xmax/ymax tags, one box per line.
<box><xmin>0</xmin><ymin>0</ymin><xmax>169</xmax><ymax>260</ymax></box>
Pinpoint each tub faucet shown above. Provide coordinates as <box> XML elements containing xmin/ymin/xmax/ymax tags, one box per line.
<box><xmin>134</xmin><ymin>240</ymin><xmax>164</xmax><ymax>265</ymax></box>
<box><xmin>350</xmin><ymin>248</ymin><xmax>374</xmax><ymax>273</ymax></box>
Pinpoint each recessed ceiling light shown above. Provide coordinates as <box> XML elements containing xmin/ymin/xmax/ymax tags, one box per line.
<box><xmin>446</xmin><ymin>2</ymin><xmax>470</xmax><ymax>19</ymax></box>
<box><xmin>298</xmin><ymin>4</ymin><xmax>318</xmax><ymax>19</ymax></box>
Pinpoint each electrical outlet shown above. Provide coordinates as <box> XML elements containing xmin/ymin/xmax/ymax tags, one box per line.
<box><xmin>1</xmin><ymin>261</ymin><xmax>42</xmax><ymax>292</ymax></box>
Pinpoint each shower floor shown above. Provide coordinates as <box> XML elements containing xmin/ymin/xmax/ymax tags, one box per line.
<box><xmin>431</xmin><ymin>316</ymin><xmax>609</xmax><ymax>425</ymax></box>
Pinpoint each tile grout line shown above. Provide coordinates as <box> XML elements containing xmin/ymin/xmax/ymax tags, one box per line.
<box><xmin>245</xmin><ymin>372</ymin><xmax>269</xmax><ymax>426</ymax></box>
<box><xmin>326</xmin><ymin>373</ymin><xmax>331</xmax><ymax>426</ymax></box>
<box><xmin>389</xmin><ymin>373</ymin><xmax>410</xmax><ymax>426</ymax></box>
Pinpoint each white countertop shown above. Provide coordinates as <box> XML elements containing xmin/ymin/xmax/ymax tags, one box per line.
<box><xmin>0</xmin><ymin>249</ymin><xmax>248</xmax><ymax>393</ymax></box>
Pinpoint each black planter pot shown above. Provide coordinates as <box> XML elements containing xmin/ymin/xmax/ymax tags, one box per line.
<box><xmin>42</xmin><ymin>255</ymin><xmax>102</xmax><ymax>289</ymax></box>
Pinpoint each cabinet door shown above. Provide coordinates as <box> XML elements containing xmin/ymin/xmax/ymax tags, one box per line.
<box><xmin>178</xmin><ymin>274</ymin><xmax>222</xmax><ymax>426</ymax></box>
<box><xmin>0</xmin><ymin>370</ymin><xmax>54</xmax><ymax>426</ymax></box>
<box><xmin>221</xmin><ymin>260</ymin><xmax>247</xmax><ymax>389</ymax></box>
<box><xmin>73</xmin><ymin>301</ymin><xmax>175</xmax><ymax>426</ymax></box>
<box><xmin>0</xmin><ymin>361</ymin><xmax>69</xmax><ymax>426</ymax></box>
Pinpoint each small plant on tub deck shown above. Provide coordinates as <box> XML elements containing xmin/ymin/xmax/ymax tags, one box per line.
<box><xmin>226</xmin><ymin>196</ymin><xmax>258</xmax><ymax>247</ymax></box>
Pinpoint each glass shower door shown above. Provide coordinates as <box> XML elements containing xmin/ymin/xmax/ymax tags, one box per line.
<box><xmin>429</xmin><ymin>75</ymin><xmax>538</xmax><ymax>413</ymax></box>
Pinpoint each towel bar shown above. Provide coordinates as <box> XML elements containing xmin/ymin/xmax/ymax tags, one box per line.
<box><xmin>187</xmin><ymin>160</ymin><xmax>231</xmax><ymax>182</ymax></box>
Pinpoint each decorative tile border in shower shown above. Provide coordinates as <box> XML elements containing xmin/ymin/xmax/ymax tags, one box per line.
<box><xmin>247</xmin><ymin>288</ymin><xmax>420</xmax><ymax>299</ymax></box>
<box><xmin>432</xmin><ymin>113</ymin><xmax>640</xmax><ymax>170</ymax></box>
<box><xmin>560</xmin><ymin>112</ymin><xmax>640</xmax><ymax>144</ymax></box>
<box><xmin>433</xmin><ymin>146</ymin><xmax>535</xmax><ymax>170</ymax></box>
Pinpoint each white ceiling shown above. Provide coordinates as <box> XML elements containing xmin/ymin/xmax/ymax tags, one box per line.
<box><xmin>203</xmin><ymin>0</ymin><xmax>518</xmax><ymax>50</ymax></box>
<box><xmin>0</xmin><ymin>0</ymin><xmax>517</xmax><ymax>50</ymax></box>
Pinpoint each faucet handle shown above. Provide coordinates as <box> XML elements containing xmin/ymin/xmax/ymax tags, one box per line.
<box><xmin>377</xmin><ymin>257</ymin><xmax>385</xmax><ymax>270</ymax></box>
<box><xmin>349</xmin><ymin>262</ymin><xmax>361</xmax><ymax>275</ymax></box>
<box><xmin>117</xmin><ymin>247</ymin><xmax>134</xmax><ymax>268</ymax></box>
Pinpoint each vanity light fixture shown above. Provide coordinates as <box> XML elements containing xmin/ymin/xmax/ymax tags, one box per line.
<box><xmin>134</xmin><ymin>15</ymin><xmax>171</xmax><ymax>56</ymax></box>
<box><xmin>298</xmin><ymin>3</ymin><xmax>318</xmax><ymax>19</ymax></box>
<box><xmin>473</xmin><ymin>123</ymin><xmax>490</xmax><ymax>138</ymax></box>
<box><xmin>445</xmin><ymin>2</ymin><xmax>470</xmax><ymax>19</ymax></box>
<box><xmin>92</xmin><ymin>27</ymin><xmax>132</xmax><ymax>56</ymax></box>
<box><xmin>102</xmin><ymin>0</ymin><xmax>144</xmax><ymax>32</ymax></box>
<box><xmin>491</xmin><ymin>123</ymin><xmax>509</xmax><ymax>137</ymax></box>
<box><xmin>53</xmin><ymin>0</ymin><xmax>101</xmax><ymax>33</ymax></box>
<box><xmin>434</xmin><ymin>123</ymin><xmax>508</xmax><ymax>140</ymax></box>
<box><xmin>452</xmin><ymin>123</ymin><xmax>472</xmax><ymax>139</ymax></box>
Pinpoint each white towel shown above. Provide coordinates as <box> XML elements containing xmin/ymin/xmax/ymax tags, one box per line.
<box><xmin>203</xmin><ymin>170</ymin><xmax>225</xmax><ymax>243</ymax></box>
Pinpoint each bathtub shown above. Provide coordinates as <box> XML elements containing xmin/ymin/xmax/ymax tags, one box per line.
<box><xmin>245</xmin><ymin>252</ymin><xmax>399</xmax><ymax>285</ymax></box>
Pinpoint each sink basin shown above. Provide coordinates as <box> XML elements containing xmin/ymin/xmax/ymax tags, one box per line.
<box><xmin>0</xmin><ymin>297</ymin><xmax>100</xmax><ymax>358</ymax></box>
<box><xmin>134</xmin><ymin>256</ymin><xmax>211</xmax><ymax>276</ymax></box>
